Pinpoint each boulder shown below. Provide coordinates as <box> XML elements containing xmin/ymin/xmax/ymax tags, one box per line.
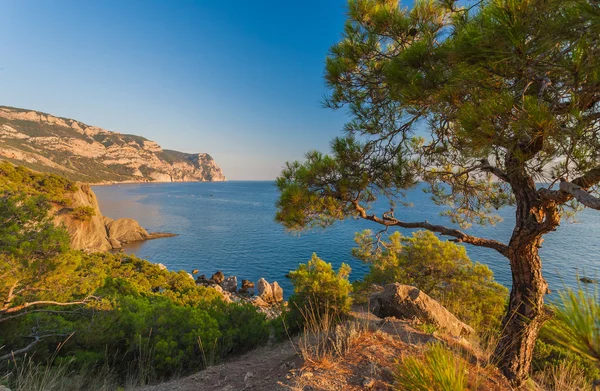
<box><xmin>257</xmin><ymin>278</ymin><xmax>284</xmax><ymax>304</ymax></box>
<box><xmin>211</xmin><ymin>271</ymin><xmax>225</xmax><ymax>284</ymax></box>
<box><xmin>369</xmin><ymin>283</ymin><xmax>474</xmax><ymax>337</ymax></box>
<box><xmin>106</xmin><ymin>218</ymin><xmax>149</xmax><ymax>243</ymax></box>
<box><xmin>221</xmin><ymin>276</ymin><xmax>238</xmax><ymax>293</ymax></box>
<box><xmin>196</xmin><ymin>274</ymin><xmax>210</xmax><ymax>285</ymax></box>
<box><xmin>580</xmin><ymin>277</ymin><xmax>597</xmax><ymax>284</ymax></box>
<box><xmin>157</xmin><ymin>263</ymin><xmax>167</xmax><ymax>271</ymax></box>
<box><xmin>257</xmin><ymin>278</ymin><xmax>273</xmax><ymax>302</ymax></box>
<box><xmin>192</xmin><ymin>269</ymin><xmax>199</xmax><ymax>275</ymax></box>
<box><xmin>239</xmin><ymin>279</ymin><xmax>255</xmax><ymax>295</ymax></box>
<box><xmin>271</xmin><ymin>281</ymin><xmax>284</xmax><ymax>303</ymax></box>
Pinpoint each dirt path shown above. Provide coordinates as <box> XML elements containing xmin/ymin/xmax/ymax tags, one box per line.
<box><xmin>138</xmin><ymin>340</ymin><xmax>300</xmax><ymax>391</ymax></box>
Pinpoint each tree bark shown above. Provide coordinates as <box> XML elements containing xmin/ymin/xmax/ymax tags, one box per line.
<box><xmin>492</xmin><ymin>163</ymin><xmax>557</xmax><ymax>386</ymax></box>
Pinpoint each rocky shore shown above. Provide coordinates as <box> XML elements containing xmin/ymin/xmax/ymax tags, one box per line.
<box><xmin>192</xmin><ymin>270</ymin><xmax>285</xmax><ymax>318</ymax></box>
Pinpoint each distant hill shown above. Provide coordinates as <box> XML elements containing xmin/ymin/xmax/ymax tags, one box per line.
<box><xmin>0</xmin><ymin>105</ymin><xmax>225</xmax><ymax>183</ymax></box>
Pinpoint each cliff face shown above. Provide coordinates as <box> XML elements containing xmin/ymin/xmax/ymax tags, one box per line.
<box><xmin>0</xmin><ymin>106</ymin><xmax>226</xmax><ymax>183</ymax></box>
<box><xmin>52</xmin><ymin>184</ymin><xmax>174</xmax><ymax>252</ymax></box>
<box><xmin>53</xmin><ymin>184</ymin><xmax>113</xmax><ymax>251</ymax></box>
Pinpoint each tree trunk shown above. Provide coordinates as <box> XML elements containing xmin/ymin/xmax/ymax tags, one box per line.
<box><xmin>493</xmin><ymin>234</ymin><xmax>548</xmax><ymax>386</ymax></box>
<box><xmin>492</xmin><ymin>167</ymin><xmax>556</xmax><ymax>387</ymax></box>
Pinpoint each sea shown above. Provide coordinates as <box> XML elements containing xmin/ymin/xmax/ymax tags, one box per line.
<box><xmin>93</xmin><ymin>181</ymin><xmax>600</xmax><ymax>298</ymax></box>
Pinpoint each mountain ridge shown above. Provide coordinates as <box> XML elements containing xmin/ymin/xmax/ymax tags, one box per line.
<box><xmin>0</xmin><ymin>105</ymin><xmax>225</xmax><ymax>183</ymax></box>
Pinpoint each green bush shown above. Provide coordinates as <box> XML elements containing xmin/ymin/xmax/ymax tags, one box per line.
<box><xmin>353</xmin><ymin>230</ymin><xmax>508</xmax><ymax>334</ymax></box>
<box><xmin>70</xmin><ymin>206</ymin><xmax>96</xmax><ymax>221</ymax></box>
<box><xmin>287</xmin><ymin>253</ymin><xmax>352</xmax><ymax>329</ymax></box>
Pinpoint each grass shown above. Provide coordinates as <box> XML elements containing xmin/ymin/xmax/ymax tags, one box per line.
<box><xmin>394</xmin><ymin>343</ymin><xmax>469</xmax><ymax>391</ymax></box>
<box><xmin>543</xmin><ymin>288</ymin><xmax>600</xmax><ymax>365</ymax></box>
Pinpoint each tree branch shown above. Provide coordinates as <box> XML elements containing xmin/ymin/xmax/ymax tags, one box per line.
<box><xmin>0</xmin><ymin>333</ymin><xmax>71</xmax><ymax>361</ymax></box>
<box><xmin>559</xmin><ymin>180</ymin><xmax>600</xmax><ymax>210</ymax></box>
<box><xmin>351</xmin><ymin>201</ymin><xmax>509</xmax><ymax>256</ymax></box>
<box><xmin>1</xmin><ymin>296</ymin><xmax>99</xmax><ymax>316</ymax></box>
<box><xmin>540</xmin><ymin>166</ymin><xmax>600</xmax><ymax>207</ymax></box>
<box><xmin>0</xmin><ymin>337</ymin><xmax>42</xmax><ymax>361</ymax></box>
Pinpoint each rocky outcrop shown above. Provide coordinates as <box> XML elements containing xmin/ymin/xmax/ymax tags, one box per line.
<box><xmin>369</xmin><ymin>283</ymin><xmax>474</xmax><ymax>337</ymax></box>
<box><xmin>51</xmin><ymin>183</ymin><xmax>175</xmax><ymax>252</ymax></box>
<box><xmin>53</xmin><ymin>184</ymin><xmax>113</xmax><ymax>252</ymax></box>
<box><xmin>0</xmin><ymin>106</ymin><xmax>226</xmax><ymax>183</ymax></box>
<box><xmin>257</xmin><ymin>278</ymin><xmax>284</xmax><ymax>305</ymax></box>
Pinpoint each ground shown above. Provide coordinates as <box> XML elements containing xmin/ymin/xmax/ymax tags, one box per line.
<box><xmin>137</xmin><ymin>308</ymin><xmax>512</xmax><ymax>391</ymax></box>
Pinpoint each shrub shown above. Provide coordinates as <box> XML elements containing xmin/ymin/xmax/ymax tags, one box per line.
<box><xmin>353</xmin><ymin>230</ymin><xmax>508</xmax><ymax>333</ymax></box>
<box><xmin>70</xmin><ymin>206</ymin><xmax>96</xmax><ymax>221</ymax></box>
<box><xmin>542</xmin><ymin>288</ymin><xmax>600</xmax><ymax>365</ymax></box>
<box><xmin>394</xmin><ymin>343</ymin><xmax>468</xmax><ymax>391</ymax></box>
<box><xmin>287</xmin><ymin>253</ymin><xmax>352</xmax><ymax>329</ymax></box>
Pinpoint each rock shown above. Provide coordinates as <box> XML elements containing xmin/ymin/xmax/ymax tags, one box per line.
<box><xmin>241</xmin><ymin>279</ymin><xmax>254</xmax><ymax>289</ymax></box>
<box><xmin>361</xmin><ymin>377</ymin><xmax>376</xmax><ymax>389</ymax></box>
<box><xmin>212</xmin><ymin>285</ymin><xmax>224</xmax><ymax>294</ymax></box>
<box><xmin>0</xmin><ymin>385</ymin><xmax>12</xmax><ymax>391</ymax></box>
<box><xmin>157</xmin><ymin>263</ymin><xmax>167</xmax><ymax>271</ymax></box>
<box><xmin>271</xmin><ymin>281</ymin><xmax>283</xmax><ymax>303</ymax></box>
<box><xmin>106</xmin><ymin>218</ymin><xmax>150</xmax><ymax>243</ymax></box>
<box><xmin>257</xmin><ymin>278</ymin><xmax>284</xmax><ymax>304</ymax></box>
<box><xmin>211</xmin><ymin>271</ymin><xmax>225</xmax><ymax>284</ymax></box>
<box><xmin>221</xmin><ymin>276</ymin><xmax>237</xmax><ymax>293</ymax></box>
<box><xmin>369</xmin><ymin>283</ymin><xmax>474</xmax><ymax>337</ymax></box>
<box><xmin>108</xmin><ymin>237</ymin><xmax>122</xmax><ymax>249</ymax></box>
<box><xmin>239</xmin><ymin>279</ymin><xmax>255</xmax><ymax>295</ymax></box>
<box><xmin>580</xmin><ymin>277</ymin><xmax>597</xmax><ymax>284</ymax></box>
<box><xmin>52</xmin><ymin>184</ymin><xmax>113</xmax><ymax>252</ymax></box>
<box><xmin>192</xmin><ymin>269</ymin><xmax>199</xmax><ymax>274</ymax></box>
<box><xmin>244</xmin><ymin>371</ymin><xmax>254</xmax><ymax>384</ymax></box>
<box><xmin>196</xmin><ymin>274</ymin><xmax>210</xmax><ymax>285</ymax></box>
<box><xmin>258</xmin><ymin>278</ymin><xmax>274</xmax><ymax>302</ymax></box>
<box><xmin>186</xmin><ymin>273</ymin><xmax>195</xmax><ymax>280</ymax></box>
<box><xmin>250</xmin><ymin>296</ymin><xmax>269</xmax><ymax>307</ymax></box>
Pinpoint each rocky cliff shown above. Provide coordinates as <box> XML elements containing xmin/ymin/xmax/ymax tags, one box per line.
<box><xmin>0</xmin><ymin>106</ymin><xmax>226</xmax><ymax>183</ymax></box>
<box><xmin>52</xmin><ymin>183</ymin><xmax>175</xmax><ymax>252</ymax></box>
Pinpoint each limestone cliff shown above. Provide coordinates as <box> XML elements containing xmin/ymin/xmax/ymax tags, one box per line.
<box><xmin>52</xmin><ymin>184</ymin><xmax>174</xmax><ymax>252</ymax></box>
<box><xmin>0</xmin><ymin>105</ymin><xmax>226</xmax><ymax>183</ymax></box>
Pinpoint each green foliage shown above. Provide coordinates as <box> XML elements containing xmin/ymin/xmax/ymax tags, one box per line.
<box><xmin>70</xmin><ymin>206</ymin><xmax>96</xmax><ymax>222</ymax></box>
<box><xmin>354</xmin><ymin>230</ymin><xmax>507</xmax><ymax>333</ymax></box>
<box><xmin>0</xmin><ymin>193</ymin><xmax>70</xmax><ymax>260</ymax></box>
<box><xmin>532</xmin><ymin>339</ymin><xmax>600</xmax><ymax>385</ymax></box>
<box><xmin>0</xmin><ymin>161</ymin><xmax>78</xmax><ymax>204</ymax></box>
<box><xmin>541</xmin><ymin>288</ymin><xmax>600</xmax><ymax>367</ymax></box>
<box><xmin>0</xmin><ymin>183</ymin><xmax>275</xmax><ymax>386</ymax></box>
<box><xmin>287</xmin><ymin>254</ymin><xmax>352</xmax><ymax>328</ymax></box>
<box><xmin>394</xmin><ymin>343</ymin><xmax>469</xmax><ymax>391</ymax></box>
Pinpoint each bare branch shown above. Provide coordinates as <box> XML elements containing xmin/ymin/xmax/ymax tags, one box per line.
<box><xmin>1</xmin><ymin>296</ymin><xmax>99</xmax><ymax>316</ymax></box>
<box><xmin>540</xmin><ymin>166</ymin><xmax>600</xmax><ymax>206</ymax></box>
<box><xmin>0</xmin><ymin>337</ymin><xmax>42</xmax><ymax>361</ymax></box>
<box><xmin>351</xmin><ymin>201</ymin><xmax>509</xmax><ymax>256</ymax></box>
<box><xmin>559</xmin><ymin>180</ymin><xmax>600</xmax><ymax>210</ymax></box>
<box><xmin>0</xmin><ymin>333</ymin><xmax>71</xmax><ymax>361</ymax></box>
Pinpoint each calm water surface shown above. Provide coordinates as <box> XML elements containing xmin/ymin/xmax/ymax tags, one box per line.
<box><xmin>93</xmin><ymin>181</ymin><xmax>600</xmax><ymax>297</ymax></box>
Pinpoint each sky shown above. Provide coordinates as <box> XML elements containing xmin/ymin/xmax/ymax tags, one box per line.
<box><xmin>0</xmin><ymin>0</ymin><xmax>360</xmax><ymax>180</ymax></box>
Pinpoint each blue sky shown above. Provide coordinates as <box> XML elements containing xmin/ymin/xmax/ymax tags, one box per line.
<box><xmin>0</xmin><ymin>0</ymin><xmax>358</xmax><ymax>180</ymax></box>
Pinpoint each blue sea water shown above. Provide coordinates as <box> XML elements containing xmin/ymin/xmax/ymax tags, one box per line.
<box><xmin>93</xmin><ymin>181</ymin><xmax>600</xmax><ymax>298</ymax></box>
